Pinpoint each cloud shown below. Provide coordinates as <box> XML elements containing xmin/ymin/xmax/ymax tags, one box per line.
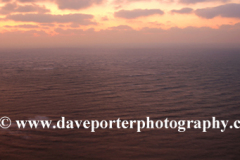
<box><xmin>171</xmin><ymin>8</ymin><xmax>193</xmax><ymax>14</ymax></box>
<box><xmin>6</xmin><ymin>0</ymin><xmax>105</xmax><ymax>11</ymax></box>
<box><xmin>0</xmin><ymin>0</ymin><xmax>12</xmax><ymax>3</ymax></box>
<box><xmin>17</xmin><ymin>0</ymin><xmax>37</xmax><ymax>2</ymax></box>
<box><xmin>179</xmin><ymin>0</ymin><xmax>229</xmax><ymax>4</ymax></box>
<box><xmin>0</xmin><ymin>3</ymin><xmax>17</xmax><ymax>14</ymax></box>
<box><xmin>114</xmin><ymin>5</ymin><xmax>122</xmax><ymax>10</ymax></box>
<box><xmin>17</xmin><ymin>24</ymin><xmax>39</xmax><ymax>28</ymax></box>
<box><xmin>101</xmin><ymin>16</ymin><xmax>109</xmax><ymax>21</ymax></box>
<box><xmin>113</xmin><ymin>0</ymin><xmax>175</xmax><ymax>5</ymax></box>
<box><xmin>54</xmin><ymin>28</ymin><xmax>95</xmax><ymax>35</ymax></box>
<box><xmin>148</xmin><ymin>21</ymin><xmax>164</xmax><ymax>26</ymax></box>
<box><xmin>16</xmin><ymin>4</ymin><xmax>50</xmax><ymax>13</ymax></box>
<box><xmin>0</xmin><ymin>3</ymin><xmax>50</xmax><ymax>15</ymax></box>
<box><xmin>54</xmin><ymin>28</ymin><xmax>84</xmax><ymax>34</ymax></box>
<box><xmin>16</xmin><ymin>0</ymin><xmax>52</xmax><ymax>3</ymax></box>
<box><xmin>4</xmin><ymin>24</ymin><xmax>39</xmax><ymax>28</ymax></box>
<box><xmin>114</xmin><ymin>9</ymin><xmax>164</xmax><ymax>19</ymax></box>
<box><xmin>113</xmin><ymin>0</ymin><xmax>149</xmax><ymax>4</ymax></box>
<box><xmin>40</xmin><ymin>23</ymin><xmax>55</xmax><ymax>27</ymax></box>
<box><xmin>6</xmin><ymin>13</ymin><xmax>96</xmax><ymax>25</ymax></box>
<box><xmin>195</xmin><ymin>3</ymin><xmax>240</xmax><ymax>19</ymax></box>
<box><xmin>55</xmin><ymin>0</ymin><xmax>104</xmax><ymax>10</ymax></box>
<box><xmin>108</xmin><ymin>25</ymin><xmax>133</xmax><ymax>30</ymax></box>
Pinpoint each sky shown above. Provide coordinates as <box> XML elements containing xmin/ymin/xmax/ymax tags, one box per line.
<box><xmin>0</xmin><ymin>0</ymin><xmax>240</xmax><ymax>48</ymax></box>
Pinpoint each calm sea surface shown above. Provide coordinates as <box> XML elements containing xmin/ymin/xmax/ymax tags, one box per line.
<box><xmin>0</xmin><ymin>48</ymin><xmax>240</xmax><ymax>159</ymax></box>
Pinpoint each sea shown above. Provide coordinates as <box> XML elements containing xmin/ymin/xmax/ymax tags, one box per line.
<box><xmin>0</xmin><ymin>47</ymin><xmax>240</xmax><ymax>159</ymax></box>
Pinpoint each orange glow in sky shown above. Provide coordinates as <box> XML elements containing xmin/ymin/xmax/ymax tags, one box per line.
<box><xmin>0</xmin><ymin>0</ymin><xmax>240</xmax><ymax>47</ymax></box>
